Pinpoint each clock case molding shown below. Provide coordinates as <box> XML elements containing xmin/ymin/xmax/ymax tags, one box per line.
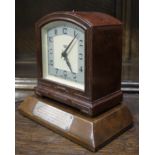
<box><xmin>35</xmin><ymin>12</ymin><xmax>123</xmax><ymax>116</ymax></box>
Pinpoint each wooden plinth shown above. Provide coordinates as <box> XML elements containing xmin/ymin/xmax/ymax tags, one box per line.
<box><xmin>18</xmin><ymin>96</ymin><xmax>133</xmax><ymax>152</ymax></box>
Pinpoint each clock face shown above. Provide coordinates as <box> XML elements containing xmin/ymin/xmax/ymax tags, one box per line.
<box><xmin>41</xmin><ymin>21</ymin><xmax>85</xmax><ymax>90</ymax></box>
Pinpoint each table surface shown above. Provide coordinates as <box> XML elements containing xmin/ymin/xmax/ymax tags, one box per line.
<box><xmin>16</xmin><ymin>91</ymin><xmax>139</xmax><ymax>155</ymax></box>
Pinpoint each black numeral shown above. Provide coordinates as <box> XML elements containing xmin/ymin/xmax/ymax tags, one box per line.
<box><xmin>49</xmin><ymin>60</ymin><xmax>53</xmax><ymax>66</ymax></box>
<box><xmin>49</xmin><ymin>49</ymin><xmax>53</xmax><ymax>54</ymax></box>
<box><xmin>63</xmin><ymin>71</ymin><xmax>67</xmax><ymax>78</ymax></box>
<box><xmin>73</xmin><ymin>73</ymin><xmax>76</xmax><ymax>79</ymax></box>
<box><xmin>74</xmin><ymin>30</ymin><xmax>77</xmax><ymax>37</ymax></box>
<box><xmin>79</xmin><ymin>53</ymin><xmax>83</xmax><ymax>60</ymax></box>
<box><xmin>63</xmin><ymin>28</ymin><xmax>67</xmax><ymax>34</ymax></box>
<box><xmin>48</xmin><ymin>37</ymin><xmax>53</xmax><ymax>42</ymax></box>
<box><xmin>54</xmin><ymin>29</ymin><xmax>57</xmax><ymax>35</ymax></box>
<box><xmin>55</xmin><ymin>68</ymin><xmax>59</xmax><ymax>74</ymax></box>
<box><xmin>79</xmin><ymin>66</ymin><xmax>83</xmax><ymax>72</ymax></box>
<box><xmin>79</xmin><ymin>40</ymin><xmax>83</xmax><ymax>46</ymax></box>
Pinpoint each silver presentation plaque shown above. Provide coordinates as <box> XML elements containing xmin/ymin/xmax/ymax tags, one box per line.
<box><xmin>33</xmin><ymin>101</ymin><xmax>73</xmax><ymax>130</ymax></box>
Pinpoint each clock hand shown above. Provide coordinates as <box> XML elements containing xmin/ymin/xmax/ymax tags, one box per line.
<box><xmin>64</xmin><ymin>56</ymin><xmax>73</xmax><ymax>73</ymax></box>
<box><xmin>61</xmin><ymin>34</ymin><xmax>78</xmax><ymax>73</ymax></box>
<box><xmin>66</xmin><ymin>39</ymin><xmax>77</xmax><ymax>56</ymax></box>
<box><xmin>61</xmin><ymin>33</ymin><xmax>78</xmax><ymax>58</ymax></box>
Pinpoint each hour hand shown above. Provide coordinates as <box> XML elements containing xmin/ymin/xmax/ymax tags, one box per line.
<box><xmin>64</xmin><ymin>56</ymin><xmax>73</xmax><ymax>73</ymax></box>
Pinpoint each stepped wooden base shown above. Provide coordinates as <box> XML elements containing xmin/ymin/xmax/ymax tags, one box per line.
<box><xmin>19</xmin><ymin>96</ymin><xmax>133</xmax><ymax>152</ymax></box>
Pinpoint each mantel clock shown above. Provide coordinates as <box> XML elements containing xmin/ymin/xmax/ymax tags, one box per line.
<box><xmin>35</xmin><ymin>11</ymin><xmax>123</xmax><ymax>116</ymax></box>
<box><xmin>19</xmin><ymin>12</ymin><xmax>132</xmax><ymax>152</ymax></box>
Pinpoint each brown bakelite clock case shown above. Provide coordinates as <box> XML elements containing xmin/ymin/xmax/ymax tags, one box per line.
<box><xmin>35</xmin><ymin>11</ymin><xmax>123</xmax><ymax>116</ymax></box>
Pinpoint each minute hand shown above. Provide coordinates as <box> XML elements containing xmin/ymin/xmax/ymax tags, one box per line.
<box><xmin>61</xmin><ymin>33</ymin><xmax>78</xmax><ymax>58</ymax></box>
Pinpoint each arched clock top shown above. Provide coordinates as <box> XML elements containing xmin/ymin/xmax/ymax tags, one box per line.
<box><xmin>36</xmin><ymin>11</ymin><xmax>122</xmax><ymax>29</ymax></box>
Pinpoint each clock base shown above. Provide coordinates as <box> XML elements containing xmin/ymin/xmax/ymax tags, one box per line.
<box><xmin>19</xmin><ymin>96</ymin><xmax>133</xmax><ymax>152</ymax></box>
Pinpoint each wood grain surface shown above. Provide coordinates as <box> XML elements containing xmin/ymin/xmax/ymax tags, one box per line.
<box><xmin>15</xmin><ymin>92</ymin><xmax>139</xmax><ymax>155</ymax></box>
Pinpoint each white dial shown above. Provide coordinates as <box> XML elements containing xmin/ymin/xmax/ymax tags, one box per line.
<box><xmin>41</xmin><ymin>21</ymin><xmax>85</xmax><ymax>90</ymax></box>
